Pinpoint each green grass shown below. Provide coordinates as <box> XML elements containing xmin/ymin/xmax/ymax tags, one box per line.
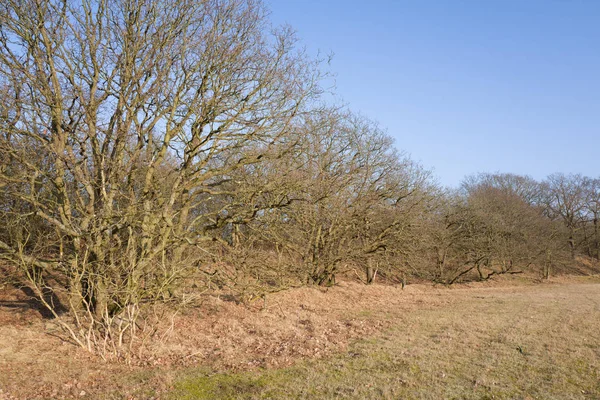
<box><xmin>170</xmin><ymin>283</ymin><xmax>600</xmax><ymax>399</ymax></box>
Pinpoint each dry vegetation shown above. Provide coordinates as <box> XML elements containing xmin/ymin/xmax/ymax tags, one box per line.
<box><xmin>1</xmin><ymin>0</ymin><xmax>600</xmax><ymax>398</ymax></box>
<box><xmin>173</xmin><ymin>277</ymin><xmax>600</xmax><ymax>400</ymax></box>
<box><xmin>1</xmin><ymin>276</ymin><xmax>600</xmax><ymax>399</ymax></box>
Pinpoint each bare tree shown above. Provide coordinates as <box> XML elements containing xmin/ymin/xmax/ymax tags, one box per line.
<box><xmin>248</xmin><ymin>108</ymin><xmax>432</xmax><ymax>286</ymax></box>
<box><xmin>427</xmin><ymin>175</ymin><xmax>565</xmax><ymax>284</ymax></box>
<box><xmin>462</xmin><ymin>172</ymin><xmax>542</xmax><ymax>206</ymax></box>
<box><xmin>0</xmin><ymin>0</ymin><xmax>322</xmax><ymax>354</ymax></box>
<box><xmin>583</xmin><ymin>177</ymin><xmax>600</xmax><ymax>260</ymax></box>
<box><xmin>541</xmin><ymin>174</ymin><xmax>588</xmax><ymax>259</ymax></box>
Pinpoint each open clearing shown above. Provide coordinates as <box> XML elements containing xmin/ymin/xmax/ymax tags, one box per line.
<box><xmin>1</xmin><ymin>277</ymin><xmax>600</xmax><ymax>399</ymax></box>
<box><xmin>171</xmin><ymin>279</ymin><xmax>600</xmax><ymax>399</ymax></box>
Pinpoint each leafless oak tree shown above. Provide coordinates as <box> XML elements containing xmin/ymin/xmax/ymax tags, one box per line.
<box><xmin>0</xmin><ymin>0</ymin><xmax>322</xmax><ymax>354</ymax></box>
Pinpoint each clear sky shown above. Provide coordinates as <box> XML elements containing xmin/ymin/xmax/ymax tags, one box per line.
<box><xmin>267</xmin><ymin>0</ymin><xmax>600</xmax><ymax>187</ymax></box>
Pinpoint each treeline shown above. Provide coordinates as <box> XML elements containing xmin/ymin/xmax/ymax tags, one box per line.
<box><xmin>438</xmin><ymin>172</ymin><xmax>599</xmax><ymax>282</ymax></box>
<box><xmin>0</xmin><ymin>0</ymin><xmax>598</xmax><ymax>356</ymax></box>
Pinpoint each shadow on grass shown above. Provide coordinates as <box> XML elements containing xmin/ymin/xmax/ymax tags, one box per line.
<box><xmin>0</xmin><ymin>284</ymin><xmax>68</xmax><ymax>319</ymax></box>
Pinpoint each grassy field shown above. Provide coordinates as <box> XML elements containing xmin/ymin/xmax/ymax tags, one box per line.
<box><xmin>1</xmin><ymin>278</ymin><xmax>599</xmax><ymax>399</ymax></box>
<box><xmin>171</xmin><ymin>282</ymin><xmax>600</xmax><ymax>400</ymax></box>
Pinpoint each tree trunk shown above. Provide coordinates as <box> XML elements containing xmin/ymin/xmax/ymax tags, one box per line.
<box><xmin>568</xmin><ymin>234</ymin><xmax>576</xmax><ymax>260</ymax></box>
<box><xmin>366</xmin><ymin>260</ymin><xmax>377</xmax><ymax>284</ymax></box>
<box><xmin>544</xmin><ymin>251</ymin><xmax>551</xmax><ymax>280</ymax></box>
<box><xmin>594</xmin><ymin>217</ymin><xmax>599</xmax><ymax>260</ymax></box>
<box><xmin>92</xmin><ymin>277</ymin><xmax>108</xmax><ymax>321</ymax></box>
<box><xmin>476</xmin><ymin>264</ymin><xmax>484</xmax><ymax>280</ymax></box>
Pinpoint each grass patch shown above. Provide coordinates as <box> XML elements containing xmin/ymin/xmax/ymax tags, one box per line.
<box><xmin>171</xmin><ymin>283</ymin><xmax>600</xmax><ymax>399</ymax></box>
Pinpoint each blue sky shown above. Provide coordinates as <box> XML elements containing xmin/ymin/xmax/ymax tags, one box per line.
<box><xmin>267</xmin><ymin>0</ymin><xmax>600</xmax><ymax>187</ymax></box>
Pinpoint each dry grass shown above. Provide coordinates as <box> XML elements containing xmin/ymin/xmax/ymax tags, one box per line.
<box><xmin>1</xmin><ymin>275</ymin><xmax>599</xmax><ymax>399</ymax></box>
<box><xmin>172</xmin><ymin>278</ymin><xmax>600</xmax><ymax>399</ymax></box>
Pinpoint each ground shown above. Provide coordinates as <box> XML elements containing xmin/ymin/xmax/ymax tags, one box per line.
<box><xmin>1</xmin><ymin>276</ymin><xmax>599</xmax><ymax>399</ymax></box>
